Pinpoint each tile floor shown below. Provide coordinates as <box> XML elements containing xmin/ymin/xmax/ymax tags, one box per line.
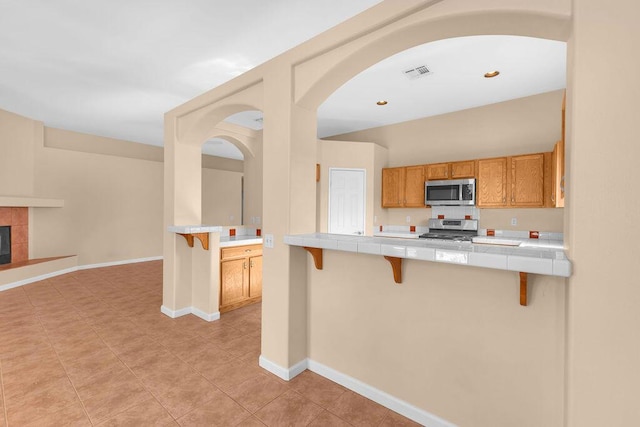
<box><xmin>0</xmin><ymin>260</ymin><xmax>420</xmax><ymax>426</ymax></box>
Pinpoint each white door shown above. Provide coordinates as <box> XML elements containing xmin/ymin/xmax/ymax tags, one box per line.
<box><xmin>328</xmin><ymin>168</ymin><xmax>366</xmax><ymax>235</ymax></box>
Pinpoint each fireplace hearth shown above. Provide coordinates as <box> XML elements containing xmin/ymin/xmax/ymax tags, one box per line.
<box><xmin>0</xmin><ymin>226</ymin><xmax>10</xmax><ymax>265</ymax></box>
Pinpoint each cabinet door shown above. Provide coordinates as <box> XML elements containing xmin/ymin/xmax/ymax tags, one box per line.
<box><xmin>249</xmin><ymin>255</ymin><xmax>262</xmax><ymax>298</ymax></box>
<box><xmin>450</xmin><ymin>161</ymin><xmax>475</xmax><ymax>179</ymax></box>
<box><xmin>381</xmin><ymin>167</ymin><xmax>405</xmax><ymax>207</ymax></box>
<box><xmin>477</xmin><ymin>158</ymin><xmax>508</xmax><ymax>207</ymax></box>
<box><xmin>403</xmin><ymin>166</ymin><xmax>425</xmax><ymax>207</ymax></box>
<box><xmin>426</xmin><ymin>163</ymin><xmax>449</xmax><ymax>180</ymax></box>
<box><xmin>220</xmin><ymin>259</ymin><xmax>248</xmax><ymax>306</ymax></box>
<box><xmin>511</xmin><ymin>154</ymin><xmax>544</xmax><ymax>207</ymax></box>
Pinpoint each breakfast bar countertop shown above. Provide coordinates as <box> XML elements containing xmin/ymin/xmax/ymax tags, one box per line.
<box><xmin>284</xmin><ymin>232</ymin><xmax>571</xmax><ymax>277</ymax></box>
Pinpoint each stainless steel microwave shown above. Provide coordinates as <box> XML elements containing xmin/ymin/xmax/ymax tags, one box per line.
<box><xmin>425</xmin><ymin>178</ymin><xmax>476</xmax><ymax>206</ymax></box>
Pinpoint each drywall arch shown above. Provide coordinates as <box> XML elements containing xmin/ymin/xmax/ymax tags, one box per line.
<box><xmin>176</xmin><ymin>80</ymin><xmax>263</xmax><ymax>147</ymax></box>
<box><xmin>295</xmin><ymin>10</ymin><xmax>571</xmax><ymax>111</ymax></box>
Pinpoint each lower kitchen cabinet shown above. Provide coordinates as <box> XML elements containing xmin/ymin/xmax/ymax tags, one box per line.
<box><xmin>220</xmin><ymin>244</ymin><xmax>262</xmax><ymax>313</ymax></box>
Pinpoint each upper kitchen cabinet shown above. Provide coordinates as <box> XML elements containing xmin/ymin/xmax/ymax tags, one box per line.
<box><xmin>382</xmin><ymin>166</ymin><xmax>425</xmax><ymax>208</ymax></box>
<box><xmin>450</xmin><ymin>160</ymin><xmax>475</xmax><ymax>179</ymax></box>
<box><xmin>477</xmin><ymin>157</ymin><xmax>508</xmax><ymax>207</ymax></box>
<box><xmin>511</xmin><ymin>154</ymin><xmax>545</xmax><ymax>207</ymax></box>
<box><xmin>382</xmin><ymin>167</ymin><xmax>405</xmax><ymax>208</ymax></box>
<box><xmin>551</xmin><ymin>139</ymin><xmax>565</xmax><ymax>207</ymax></box>
<box><xmin>425</xmin><ymin>160</ymin><xmax>475</xmax><ymax>181</ymax></box>
<box><xmin>425</xmin><ymin>163</ymin><xmax>450</xmax><ymax>180</ymax></box>
<box><xmin>477</xmin><ymin>154</ymin><xmax>546</xmax><ymax>208</ymax></box>
<box><xmin>551</xmin><ymin>91</ymin><xmax>566</xmax><ymax>207</ymax></box>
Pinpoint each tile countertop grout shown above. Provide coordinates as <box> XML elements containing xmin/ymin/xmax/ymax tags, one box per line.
<box><xmin>284</xmin><ymin>233</ymin><xmax>571</xmax><ymax>277</ymax></box>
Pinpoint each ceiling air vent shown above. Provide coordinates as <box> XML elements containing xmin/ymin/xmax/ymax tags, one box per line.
<box><xmin>403</xmin><ymin>65</ymin><xmax>431</xmax><ymax>80</ymax></box>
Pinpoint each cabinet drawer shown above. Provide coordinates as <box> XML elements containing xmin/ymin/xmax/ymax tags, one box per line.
<box><xmin>221</xmin><ymin>244</ymin><xmax>263</xmax><ymax>260</ymax></box>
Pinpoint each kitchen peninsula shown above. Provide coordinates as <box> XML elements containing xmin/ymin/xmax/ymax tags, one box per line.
<box><xmin>285</xmin><ymin>232</ymin><xmax>570</xmax><ymax>306</ymax></box>
<box><xmin>166</xmin><ymin>225</ymin><xmax>262</xmax><ymax>319</ymax></box>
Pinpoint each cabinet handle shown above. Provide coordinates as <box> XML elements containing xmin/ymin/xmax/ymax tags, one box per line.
<box><xmin>250</xmin><ymin>260</ymin><xmax>254</xmax><ymax>268</ymax></box>
<box><xmin>245</xmin><ymin>249</ymin><xmax>251</xmax><ymax>252</ymax></box>
<box><xmin>503</xmin><ymin>197</ymin><xmax>506</xmax><ymax>203</ymax></box>
<box><xmin>243</xmin><ymin>261</ymin><xmax>247</xmax><ymax>269</ymax></box>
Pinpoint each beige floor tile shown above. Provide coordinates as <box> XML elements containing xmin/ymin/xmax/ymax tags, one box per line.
<box><xmin>97</xmin><ymin>398</ymin><xmax>177</xmax><ymax>426</ymax></box>
<box><xmin>202</xmin><ymin>359</ymin><xmax>265</xmax><ymax>393</ymax></box>
<box><xmin>308</xmin><ymin>410</ymin><xmax>353</xmax><ymax>427</ymax></box>
<box><xmin>5</xmin><ymin>376</ymin><xmax>80</xmax><ymax>426</ymax></box>
<box><xmin>0</xmin><ymin>262</ymin><xmax>404</xmax><ymax>426</ymax></box>
<box><xmin>76</xmin><ymin>371</ymin><xmax>152</xmax><ymax>424</ymax></box>
<box><xmin>144</xmin><ymin>372</ymin><xmax>220</xmax><ymax>419</ymax></box>
<box><xmin>20</xmin><ymin>401</ymin><xmax>91</xmax><ymax>427</ymax></box>
<box><xmin>289</xmin><ymin>370</ymin><xmax>348</xmax><ymax>407</ymax></box>
<box><xmin>379</xmin><ymin>410</ymin><xmax>423</xmax><ymax>426</ymax></box>
<box><xmin>176</xmin><ymin>389</ymin><xmax>251</xmax><ymax>426</ymax></box>
<box><xmin>235</xmin><ymin>416</ymin><xmax>267</xmax><ymax>426</ymax></box>
<box><xmin>254</xmin><ymin>389</ymin><xmax>323</xmax><ymax>426</ymax></box>
<box><xmin>227</xmin><ymin>373</ymin><xmax>289</xmax><ymax>413</ymax></box>
<box><xmin>326</xmin><ymin>391</ymin><xmax>390</xmax><ymax>426</ymax></box>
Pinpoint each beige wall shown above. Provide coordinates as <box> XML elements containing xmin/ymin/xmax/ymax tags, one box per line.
<box><xmin>328</xmin><ymin>90</ymin><xmax>564</xmax><ymax>166</ymax></box>
<box><xmin>308</xmin><ymin>250</ymin><xmax>565</xmax><ymax>426</ymax></box>
<box><xmin>566</xmin><ymin>0</ymin><xmax>640</xmax><ymax>425</ymax></box>
<box><xmin>0</xmin><ymin>108</ymin><xmax>37</xmax><ymax>196</ymax></box>
<box><xmin>202</xmin><ymin>168</ymin><xmax>242</xmax><ymax>226</ymax></box>
<box><xmin>0</xmin><ymin>108</ymin><xmax>244</xmax><ymax>267</ymax></box>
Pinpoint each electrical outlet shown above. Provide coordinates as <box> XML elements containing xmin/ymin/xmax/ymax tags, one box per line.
<box><xmin>511</xmin><ymin>217</ymin><xmax>517</xmax><ymax>226</ymax></box>
<box><xmin>256</xmin><ymin>216</ymin><xmax>261</xmax><ymax>224</ymax></box>
<box><xmin>229</xmin><ymin>215</ymin><xmax>234</xmax><ymax>222</ymax></box>
<box><xmin>406</xmin><ymin>215</ymin><xmax>411</xmax><ymax>223</ymax></box>
<box><xmin>264</xmin><ymin>234</ymin><xmax>274</xmax><ymax>248</ymax></box>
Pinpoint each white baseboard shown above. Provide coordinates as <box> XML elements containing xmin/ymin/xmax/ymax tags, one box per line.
<box><xmin>259</xmin><ymin>355</ymin><xmax>308</xmax><ymax>381</ymax></box>
<box><xmin>161</xmin><ymin>305</ymin><xmax>220</xmax><ymax>322</ymax></box>
<box><xmin>191</xmin><ymin>307</ymin><xmax>220</xmax><ymax>322</ymax></box>
<box><xmin>307</xmin><ymin>359</ymin><xmax>456</xmax><ymax>427</ymax></box>
<box><xmin>161</xmin><ymin>305</ymin><xmax>192</xmax><ymax>318</ymax></box>
<box><xmin>77</xmin><ymin>256</ymin><xmax>163</xmax><ymax>270</ymax></box>
<box><xmin>0</xmin><ymin>266</ymin><xmax>78</xmax><ymax>292</ymax></box>
<box><xmin>0</xmin><ymin>256</ymin><xmax>163</xmax><ymax>293</ymax></box>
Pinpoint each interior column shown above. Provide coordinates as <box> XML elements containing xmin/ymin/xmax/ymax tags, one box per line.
<box><xmin>260</xmin><ymin>65</ymin><xmax>317</xmax><ymax>375</ymax></box>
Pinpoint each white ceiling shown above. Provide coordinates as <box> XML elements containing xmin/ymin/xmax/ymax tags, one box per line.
<box><xmin>317</xmin><ymin>35</ymin><xmax>567</xmax><ymax>138</ymax></box>
<box><xmin>0</xmin><ymin>0</ymin><xmax>383</xmax><ymax>159</ymax></box>
<box><xmin>0</xmin><ymin>2</ymin><xmax>566</xmax><ymax>161</ymax></box>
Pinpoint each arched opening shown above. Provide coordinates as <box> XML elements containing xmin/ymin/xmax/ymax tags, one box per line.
<box><xmin>199</xmin><ymin>113</ymin><xmax>264</xmax><ymax>229</ymax></box>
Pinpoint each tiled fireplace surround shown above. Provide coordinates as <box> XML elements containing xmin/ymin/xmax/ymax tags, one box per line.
<box><xmin>0</xmin><ymin>207</ymin><xmax>28</xmax><ymax>264</ymax></box>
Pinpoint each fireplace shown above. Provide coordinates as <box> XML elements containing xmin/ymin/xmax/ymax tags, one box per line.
<box><xmin>0</xmin><ymin>226</ymin><xmax>9</xmax><ymax>265</ymax></box>
<box><xmin>0</xmin><ymin>207</ymin><xmax>28</xmax><ymax>265</ymax></box>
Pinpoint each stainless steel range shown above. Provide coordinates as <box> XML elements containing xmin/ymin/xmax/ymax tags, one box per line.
<box><xmin>419</xmin><ymin>218</ymin><xmax>478</xmax><ymax>242</ymax></box>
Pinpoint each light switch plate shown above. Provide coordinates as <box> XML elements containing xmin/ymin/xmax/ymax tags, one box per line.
<box><xmin>511</xmin><ymin>217</ymin><xmax>517</xmax><ymax>226</ymax></box>
<box><xmin>264</xmin><ymin>234</ymin><xmax>274</xmax><ymax>248</ymax></box>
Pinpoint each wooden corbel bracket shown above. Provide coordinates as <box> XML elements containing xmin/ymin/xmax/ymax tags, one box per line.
<box><xmin>303</xmin><ymin>247</ymin><xmax>323</xmax><ymax>270</ymax></box>
<box><xmin>384</xmin><ymin>256</ymin><xmax>403</xmax><ymax>284</ymax></box>
<box><xmin>177</xmin><ymin>233</ymin><xmax>210</xmax><ymax>250</ymax></box>
<box><xmin>520</xmin><ymin>272</ymin><xmax>528</xmax><ymax>306</ymax></box>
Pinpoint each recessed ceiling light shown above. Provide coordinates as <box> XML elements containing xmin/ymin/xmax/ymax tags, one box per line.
<box><xmin>484</xmin><ymin>71</ymin><xmax>500</xmax><ymax>78</ymax></box>
<box><xmin>376</xmin><ymin>100</ymin><xmax>388</xmax><ymax>106</ymax></box>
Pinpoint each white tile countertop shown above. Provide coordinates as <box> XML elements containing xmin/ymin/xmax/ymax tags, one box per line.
<box><xmin>168</xmin><ymin>225</ymin><xmax>262</xmax><ymax>248</ymax></box>
<box><xmin>284</xmin><ymin>233</ymin><xmax>571</xmax><ymax>277</ymax></box>
<box><xmin>219</xmin><ymin>236</ymin><xmax>263</xmax><ymax>247</ymax></box>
